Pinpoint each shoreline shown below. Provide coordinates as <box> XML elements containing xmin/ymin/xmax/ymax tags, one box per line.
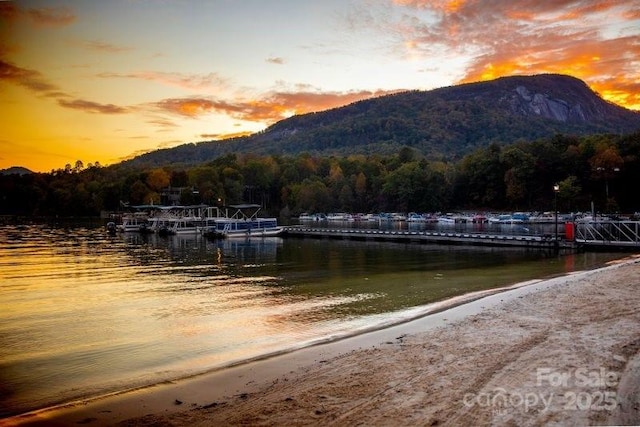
<box><xmin>4</xmin><ymin>256</ymin><xmax>640</xmax><ymax>426</ymax></box>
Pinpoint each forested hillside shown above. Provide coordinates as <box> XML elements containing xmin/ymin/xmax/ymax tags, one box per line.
<box><xmin>123</xmin><ymin>74</ymin><xmax>640</xmax><ymax>168</ymax></box>
<box><xmin>2</xmin><ymin>132</ymin><xmax>639</xmax><ymax>217</ymax></box>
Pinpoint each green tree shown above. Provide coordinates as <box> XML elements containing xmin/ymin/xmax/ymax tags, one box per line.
<box><xmin>293</xmin><ymin>179</ymin><xmax>330</xmax><ymax>212</ymax></box>
<box><xmin>557</xmin><ymin>176</ymin><xmax>581</xmax><ymax>212</ymax></box>
<box><xmin>455</xmin><ymin>143</ymin><xmax>505</xmax><ymax>208</ymax></box>
<box><xmin>501</xmin><ymin>146</ymin><xmax>535</xmax><ymax>207</ymax></box>
<box><xmin>129</xmin><ymin>180</ymin><xmax>150</xmax><ymax>205</ymax></box>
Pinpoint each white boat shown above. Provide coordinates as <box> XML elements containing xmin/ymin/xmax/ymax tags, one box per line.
<box><xmin>203</xmin><ymin>204</ymin><xmax>283</xmax><ymax>238</ymax></box>
<box><xmin>117</xmin><ymin>212</ymin><xmax>149</xmax><ymax>232</ymax></box>
<box><xmin>489</xmin><ymin>214</ymin><xmax>513</xmax><ymax>224</ymax></box>
<box><xmin>437</xmin><ymin>216</ymin><xmax>456</xmax><ymax>224</ymax></box>
<box><xmin>299</xmin><ymin>213</ymin><xmax>326</xmax><ymax>221</ymax></box>
<box><xmin>147</xmin><ymin>205</ymin><xmax>209</xmax><ymax>235</ymax></box>
<box><xmin>407</xmin><ymin>213</ymin><xmax>425</xmax><ymax>222</ymax></box>
<box><xmin>162</xmin><ymin>216</ymin><xmax>204</xmax><ymax>235</ymax></box>
<box><xmin>529</xmin><ymin>212</ymin><xmax>555</xmax><ymax>223</ymax></box>
<box><xmin>299</xmin><ymin>213</ymin><xmax>314</xmax><ymax>221</ymax></box>
<box><xmin>327</xmin><ymin>212</ymin><xmax>350</xmax><ymax>221</ymax></box>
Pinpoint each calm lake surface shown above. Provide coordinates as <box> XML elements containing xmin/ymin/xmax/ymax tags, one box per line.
<box><xmin>0</xmin><ymin>223</ymin><xmax>623</xmax><ymax>417</ymax></box>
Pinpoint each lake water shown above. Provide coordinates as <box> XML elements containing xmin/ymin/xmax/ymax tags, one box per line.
<box><xmin>0</xmin><ymin>223</ymin><xmax>622</xmax><ymax>418</ymax></box>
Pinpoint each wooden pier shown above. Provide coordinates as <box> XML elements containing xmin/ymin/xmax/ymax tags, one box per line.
<box><xmin>283</xmin><ymin>226</ymin><xmax>575</xmax><ymax>250</ymax></box>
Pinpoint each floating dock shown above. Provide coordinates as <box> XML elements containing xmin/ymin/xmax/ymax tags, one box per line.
<box><xmin>574</xmin><ymin>221</ymin><xmax>640</xmax><ymax>250</ymax></box>
<box><xmin>283</xmin><ymin>226</ymin><xmax>575</xmax><ymax>250</ymax></box>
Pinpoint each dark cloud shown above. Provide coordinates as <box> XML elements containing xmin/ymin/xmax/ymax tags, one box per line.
<box><xmin>0</xmin><ymin>59</ymin><xmax>133</xmax><ymax>113</ymax></box>
<box><xmin>0</xmin><ymin>2</ymin><xmax>19</xmax><ymax>22</ymax></box>
<box><xmin>82</xmin><ymin>40</ymin><xmax>132</xmax><ymax>53</ymax></box>
<box><xmin>57</xmin><ymin>98</ymin><xmax>128</xmax><ymax>114</ymax></box>
<box><xmin>0</xmin><ymin>59</ymin><xmax>59</xmax><ymax>93</ymax></box>
<box><xmin>98</xmin><ymin>70</ymin><xmax>227</xmax><ymax>90</ymax></box>
<box><xmin>27</xmin><ymin>6</ymin><xmax>76</xmax><ymax>27</ymax></box>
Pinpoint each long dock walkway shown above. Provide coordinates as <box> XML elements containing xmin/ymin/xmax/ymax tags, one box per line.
<box><xmin>283</xmin><ymin>226</ymin><xmax>574</xmax><ymax>250</ymax></box>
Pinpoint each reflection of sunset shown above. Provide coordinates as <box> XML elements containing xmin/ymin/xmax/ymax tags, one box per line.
<box><xmin>1</xmin><ymin>1</ymin><xmax>638</xmax><ymax>172</ymax></box>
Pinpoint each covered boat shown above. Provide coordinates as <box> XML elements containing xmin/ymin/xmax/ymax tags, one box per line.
<box><xmin>203</xmin><ymin>204</ymin><xmax>283</xmax><ymax>238</ymax></box>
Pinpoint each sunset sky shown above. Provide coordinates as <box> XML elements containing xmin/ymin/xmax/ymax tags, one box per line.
<box><xmin>1</xmin><ymin>0</ymin><xmax>639</xmax><ymax>172</ymax></box>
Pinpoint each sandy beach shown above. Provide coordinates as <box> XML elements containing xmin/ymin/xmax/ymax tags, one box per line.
<box><xmin>5</xmin><ymin>256</ymin><xmax>640</xmax><ymax>426</ymax></box>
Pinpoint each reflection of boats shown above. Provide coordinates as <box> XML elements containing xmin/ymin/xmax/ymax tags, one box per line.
<box><xmin>203</xmin><ymin>204</ymin><xmax>283</xmax><ymax>238</ymax></box>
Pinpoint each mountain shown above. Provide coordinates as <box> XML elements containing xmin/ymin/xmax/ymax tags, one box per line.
<box><xmin>124</xmin><ymin>74</ymin><xmax>640</xmax><ymax>167</ymax></box>
<box><xmin>0</xmin><ymin>166</ymin><xmax>33</xmax><ymax>176</ymax></box>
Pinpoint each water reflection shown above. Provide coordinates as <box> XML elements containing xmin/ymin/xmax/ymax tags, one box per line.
<box><xmin>0</xmin><ymin>224</ymin><xmax>623</xmax><ymax>418</ymax></box>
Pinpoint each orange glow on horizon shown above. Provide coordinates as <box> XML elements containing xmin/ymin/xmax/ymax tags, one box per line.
<box><xmin>2</xmin><ymin>0</ymin><xmax>638</xmax><ymax>173</ymax></box>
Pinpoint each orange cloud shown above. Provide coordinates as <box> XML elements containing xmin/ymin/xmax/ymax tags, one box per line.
<box><xmin>152</xmin><ymin>89</ymin><xmax>401</xmax><ymax>123</ymax></box>
<box><xmin>461</xmin><ymin>34</ymin><xmax>640</xmax><ymax>110</ymax></box>
<box><xmin>27</xmin><ymin>6</ymin><xmax>75</xmax><ymax>27</ymax></box>
<box><xmin>153</xmin><ymin>98</ymin><xmax>218</xmax><ymax>117</ymax></box>
<box><xmin>388</xmin><ymin>0</ymin><xmax>640</xmax><ymax>110</ymax></box>
<box><xmin>393</xmin><ymin>0</ymin><xmax>467</xmax><ymax>13</ymax></box>
<box><xmin>200</xmin><ymin>131</ymin><xmax>254</xmax><ymax>140</ymax></box>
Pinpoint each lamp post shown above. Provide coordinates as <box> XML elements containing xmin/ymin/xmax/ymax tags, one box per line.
<box><xmin>553</xmin><ymin>183</ymin><xmax>560</xmax><ymax>253</ymax></box>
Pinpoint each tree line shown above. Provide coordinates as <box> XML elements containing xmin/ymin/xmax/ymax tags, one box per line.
<box><xmin>1</xmin><ymin>132</ymin><xmax>639</xmax><ymax>218</ymax></box>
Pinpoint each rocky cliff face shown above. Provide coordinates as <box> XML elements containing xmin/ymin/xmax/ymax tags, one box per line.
<box><xmin>510</xmin><ymin>86</ymin><xmax>586</xmax><ymax>122</ymax></box>
<box><xmin>501</xmin><ymin>75</ymin><xmax>623</xmax><ymax>124</ymax></box>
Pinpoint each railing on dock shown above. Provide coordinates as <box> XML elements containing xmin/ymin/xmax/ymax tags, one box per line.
<box><xmin>574</xmin><ymin>221</ymin><xmax>640</xmax><ymax>248</ymax></box>
<box><xmin>283</xmin><ymin>226</ymin><xmax>571</xmax><ymax>250</ymax></box>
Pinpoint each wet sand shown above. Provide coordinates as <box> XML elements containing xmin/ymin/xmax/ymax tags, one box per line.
<box><xmin>5</xmin><ymin>256</ymin><xmax>640</xmax><ymax>426</ymax></box>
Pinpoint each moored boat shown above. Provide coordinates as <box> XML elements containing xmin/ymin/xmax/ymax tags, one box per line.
<box><xmin>117</xmin><ymin>212</ymin><xmax>149</xmax><ymax>232</ymax></box>
<box><xmin>203</xmin><ymin>204</ymin><xmax>283</xmax><ymax>239</ymax></box>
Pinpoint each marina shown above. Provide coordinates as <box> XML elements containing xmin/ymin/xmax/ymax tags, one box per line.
<box><xmin>108</xmin><ymin>206</ymin><xmax>640</xmax><ymax>250</ymax></box>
